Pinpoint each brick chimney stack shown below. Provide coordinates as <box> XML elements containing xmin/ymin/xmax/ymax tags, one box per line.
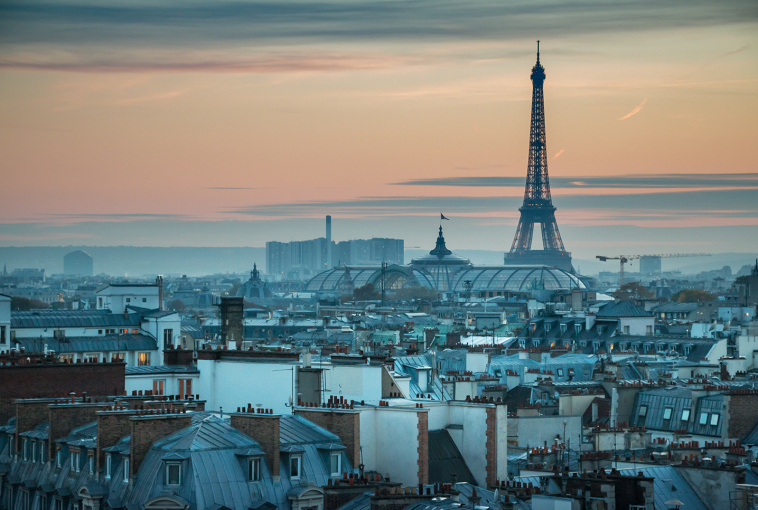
<box><xmin>129</xmin><ymin>411</ymin><xmax>192</xmax><ymax>479</ymax></box>
<box><xmin>96</xmin><ymin>407</ymin><xmax>138</xmax><ymax>472</ymax></box>
<box><xmin>230</xmin><ymin>409</ymin><xmax>281</xmax><ymax>480</ymax></box>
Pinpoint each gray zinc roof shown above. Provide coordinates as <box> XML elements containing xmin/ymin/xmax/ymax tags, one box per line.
<box><xmin>279</xmin><ymin>415</ymin><xmax>338</xmax><ymax>445</ymax></box>
<box><xmin>125</xmin><ymin>365</ymin><xmax>199</xmax><ymax>375</ymax></box>
<box><xmin>596</xmin><ymin>301</ymin><xmax>651</xmax><ymax>318</ymax></box>
<box><xmin>618</xmin><ymin>466</ymin><xmax>706</xmax><ymax>510</ymax></box>
<box><xmin>15</xmin><ymin>334</ymin><xmax>157</xmax><ymax>354</ymax></box>
<box><xmin>11</xmin><ymin>309</ymin><xmax>143</xmax><ymax>329</ymax></box>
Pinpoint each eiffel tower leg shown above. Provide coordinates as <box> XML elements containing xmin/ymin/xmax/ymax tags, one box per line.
<box><xmin>541</xmin><ymin>215</ymin><xmax>566</xmax><ymax>252</ymax></box>
<box><xmin>510</xmin><ymin>217</ymin><xmax>534</xmax><ymax>252</ymax></box>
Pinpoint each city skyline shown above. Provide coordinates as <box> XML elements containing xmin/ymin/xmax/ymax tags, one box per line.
<box><xmin>1</xmin><ymin>0</ymin><xmax>757</xmax><ymax>260</ymax></box>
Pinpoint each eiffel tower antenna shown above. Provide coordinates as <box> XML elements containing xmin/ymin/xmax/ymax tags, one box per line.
<box><xmin>504</xmin><ymin>43</ymin><xmax>574</xmax><ymax>272</ymax></box>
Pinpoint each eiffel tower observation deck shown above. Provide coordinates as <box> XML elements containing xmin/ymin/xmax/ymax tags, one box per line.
<box><xmin>504</xmin><ymin>42</ymin><xmax>574</xmax><ymax>272</ymax></box>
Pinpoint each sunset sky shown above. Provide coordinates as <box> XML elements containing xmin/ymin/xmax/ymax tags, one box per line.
<box><xmin>1</xmin><ymin>0</ymin><xmax>757</xmax><ymax>260</ymax></box>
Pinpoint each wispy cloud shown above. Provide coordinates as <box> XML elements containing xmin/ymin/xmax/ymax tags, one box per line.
<box><xmin>0</xmin><ymin>0</ymin><xmax>754</xmax><ymax>72</ymax></box>
<box><xmin>395</xmin><ymin>173</ymin><xmax>758</xmax><ymax>189</ymax></box>
<box><xmin>618</xmin><ymin>98</ymin><xmax>647</xmax><ymax>120</ymax></box>
<box><xmin>553</xmin><ymin>149</ymin><xmax>564</xmax><ymax>160</ymax></box>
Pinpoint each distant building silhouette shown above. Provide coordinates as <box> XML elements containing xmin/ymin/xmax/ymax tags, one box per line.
<box><xmin>64</xmin><ymin>249</ymin><xmax>94</xmax><ymax>276</ymax></box>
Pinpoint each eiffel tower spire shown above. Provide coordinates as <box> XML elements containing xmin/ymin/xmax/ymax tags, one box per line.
<box><xmin>505</xmin><ymin>42</ymin><xmax>573</xmax><ymax>271</ymax></box>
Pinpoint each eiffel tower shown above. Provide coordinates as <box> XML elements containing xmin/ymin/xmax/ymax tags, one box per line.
<box><xmin>504</xmin><ymin>42</ymin><xmax>574</xmax><ymax>272</ymax></box>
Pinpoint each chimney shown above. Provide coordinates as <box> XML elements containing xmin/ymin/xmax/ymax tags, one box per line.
<box><xmin>15</xmin><ymin>399</ymin><xmax>55</xmax><ymax>456</ymax></box>
<box><xmin>231</xmin><ymin>411</ymin><xmax>281</xmax><ymax>481</ymax></box>
<box><xmin>218</xmin><ymin>297</ymin><xmax>244</xmax><ymax>347</ymax></box>
<box><xmin>48</xmin><ymin>401</ymin><xmax>102</xmax><ymax>462</ymax></box>
<box><xmin>326</xmin><ymin>215</ymin><xmax>332</xmax><ymax>269</ymax></box>
<box><xmin>156</xmin><ymin>275</ymin><xmax>164</xmax><ymax>311</ymax></box>
<box><xmin>96</xmin><ymin>408</ymin><xmax>138</xmax><ymax>473</ymax></box>
<box><xmin>129</xmin><ymin>411</ymin><xmax>191</xmax><ymax>478</ymax></box>
<box><xmin>294</xmin><ymin>407</ymin><xmax>361</xmax><ymax>468</ymax></box>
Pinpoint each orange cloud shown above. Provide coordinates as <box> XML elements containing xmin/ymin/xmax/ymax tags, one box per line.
<box><xmin>618</xmin><ymin>98</ymin><xmax>647</xmax><ymax>120</ymax></box>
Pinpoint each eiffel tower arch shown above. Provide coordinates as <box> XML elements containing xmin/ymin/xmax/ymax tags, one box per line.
<box><xmin>504</xmin><ymin>42</ymin><xmax>574</xmax><ymax>272</ymax></box>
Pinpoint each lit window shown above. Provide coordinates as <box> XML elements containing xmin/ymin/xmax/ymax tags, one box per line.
<box><xmin>138</xmin><ymin>352</ymin><xmax>151</xmax><ymax>366</ymax></box>
<box><xmin>290</xmin><ymin>456</ymin><xmax>301</xmax><ymax>479</ymax></box>
<box><xmin>166</xmin><ymin>463</ymin><xmax>181</xmax><ymax>486</ymax></box>
<box><xmin>710</xmin><ymin>414</ymin><xmax>720</xmax><ymax>427</ymax></box>
<box><xmin>330</xmin><ymin>453</ymin><xmax>341</xmax><ymax>477</ymax></box>
<box><xmin>249</xmin><ymin>458</ymin><xmax>261</xmax><ymax>481</ymax></box>
<box><xmin>699</xmin><ymin>412</ymin><xmax>708</xmax><ymax>425</ymax></box>
<box><xmin>681</xmin><ymin>409</ymin><xmax>691</xmax><ymax>422</ymax></box>
<box><xmin>638</xmin><ymin>405</ymin><xmax>647</xmax><ymax>417</ymax></box>
<box><xmin>663</xmin><ymin>408</ymin><xmax>672</xmax><ymax>420</ymax></box>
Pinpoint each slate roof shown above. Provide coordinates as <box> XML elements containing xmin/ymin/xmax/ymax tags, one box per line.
<box><xmin>14</xmin><ymin>334</ymin><xmax>157</xmax><ymax>354</ymax></box>
<box><xmin>741</xmin><ymin>420</ymin><xmax>758</xmax><ymax>445</ymax></box>
<box><xmin>632</xmin><ymin>387</ymin><xmax>725</xmax><ymax>436</ymax></box>
<box><xmin>335</xmin><ymin>493</ymin><xmax>372</xmax><ymax>510</ymax></box>
<box><xmin>125</xmin><ymin>365</ymin><xmax>199</xmax><ymax>375</ymax></box>
<box><xmin>596</xmin><ymin>301</ymin><xmax>651</xmax><ymax>318</ymax></box>
<box><xmin>618</xmin><ymin>466</ymin><xmax>706</xmax><ymax>510</ymax></box>
<box><xmin>279</xmin><ymin>415</ymin><xmax>339</xmax><ymax>446</ymax></box>
<box><xmin>11</xmin><ymin>309</ymin><xmax>142</xmax><ymax>329</ymax></box>
<box><xmin>427</xmin><ymin>429</ymin><xmax>476</xmax><ymax>485</ymax></box>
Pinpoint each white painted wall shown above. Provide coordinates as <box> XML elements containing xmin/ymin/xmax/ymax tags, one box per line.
<box><xmin>465</xmin><ymin>352</ymin><xmax>489</xmax><ymax>373</ymax></box>
<box><xmin>448</xmin><ymin>403</ymin><xmax>489</xmax><ymax>486</ymax></box>
<box><xmin>97</xmin><ymin>285</ymin><xmax>160</xmax><ymax>313</ymax></box>
<box><xmin>0</xmin><ymin>295</ymin><xmax>11</xmax><ymax>348</ymax></box>
<box><xmin>510</xmin><ymin>415</ymin><xmax>582</xmax><ymax>449</ymax></box>
<box><xmin>619</xmin><ymin>317</ymin><xmax>654</xmax><ymax>336</ymax></box>
<box><xmin>196</xmin><ymin>359</ymin><xmax>298</xmax><ymax>413</ymax></box>
<box><xmin>322</xmin><ymin>364</ymin><xmax>383</xmax><ymax>403</ymax></box>
<box><xmin>359</xmin><ymin>407</ymin><xmax>421</xmax><ymax>486</ymax></box>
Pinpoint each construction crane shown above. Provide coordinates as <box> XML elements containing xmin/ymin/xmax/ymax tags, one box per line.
<box><xmin>595</xmin><ymin>253</ymin><xmax>711</xmax><ymax>287</ymax></box>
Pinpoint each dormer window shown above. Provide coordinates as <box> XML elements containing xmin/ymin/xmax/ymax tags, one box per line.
<box><xmin>165</xmin><ymin>463</ymin><xmax>181</xmax><ymax>486</ymax></box>
<box><xmin>31</xmin><ymin>440</ymin><xmax>37</xmax><ymax>462</ymax></box>
<box><xmin>330</xmin><ymin>453</ymin><xmax>341</xmax><ymax>477</ymax></box>
<box><xmin>560</xmin><ymin>324</ymin><xmax>567</xmax><ymax>335</ymax></box>
<box><xmin>710</xmin><ymin>414</ymin><xmax>720</xmax><ymax>427</ymax></box>
<box><xmin>699</xmin><ymin>412</ymin><xmax>708</xmax><ymax>425</ymax></box>
<box><xmin>71</xmin><ymin>450</ymin><xmax>80</xmax><ymax>472</ymax></box>
<box><xmin>106</xmin><ymin>454</ymin><xmax>112</xmax><ymax>479</ymax></box>
<box><xmin>545</xmin><ymin>323</ymin><xmax>551</xmax><ymax>333</ymax></box>
<box><xmin>123</xmin><ymin>458</ymin><xmax>130</xmax><ymax>482</ymax></box>
<box><xmin>575</xmin><ymin>324</ymin><xmax>582</xmax><ymax>334</ymax></box>
<box><xmin>663</xmin><ymin>407</ymin><xmax>673</xmax><ymax>420</ymax></box>
<box><xmin>681</xmin><ymin>409</ymin><xmax>691</xmax><ymax>422</ymax></box>
<box><xmin>290</xmin><ymin>455</ymin><xmax>302</xmax><ymax>479</ymax></box>
<box><xmin>22</xmin><ymin>438</ymin><xmax>28</xmax><ymax>460</ymax></box>
<box><xmin>88</xmin><ymin>454</ymin><xmax>94</xmax><ymax>474</ymax></box>
<box><xmin>56</xmin><ymin>448</ymin><xmax>62</xmax><ymax>468</ymax></box>
<box><xmin>248</xmin><ymin>458</ymin><xmax>261</xmax><ymax>482</ymax></box>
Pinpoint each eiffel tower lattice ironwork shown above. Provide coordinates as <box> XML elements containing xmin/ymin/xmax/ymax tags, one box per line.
<box><xmin>505</xmin><ymin>42</ymin><xmax>573</xmax><ymax>271</ymax></box>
